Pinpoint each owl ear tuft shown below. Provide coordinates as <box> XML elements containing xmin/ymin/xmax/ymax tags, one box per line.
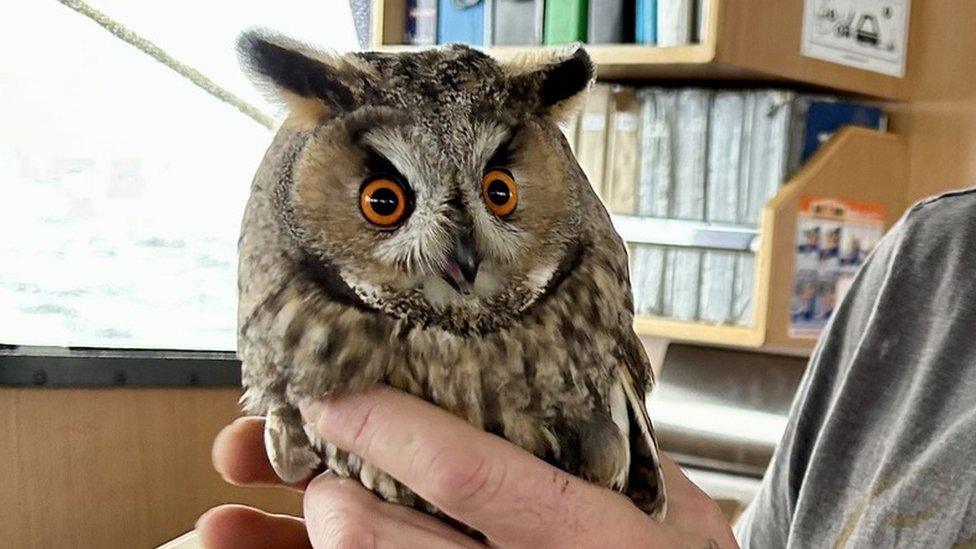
<box><xmin>237</xmin><ymin>30</ymin><xmax>360</xmax><ymax>128</ymax></box>
<box><xmin>508</xmin><ymin>46</ymin><xmax>595</xmax><ymax>123</ymax></box>
<box><xmin>538</xmin><ymin>47</ymin><xmax>594</xmax><ymax>108</ymax></box>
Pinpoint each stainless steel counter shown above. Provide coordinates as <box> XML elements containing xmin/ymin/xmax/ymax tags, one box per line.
<box><xmin>648</xmin><ymin>344</ymin><xmax>809</xmax><ymax>517</ymax></box>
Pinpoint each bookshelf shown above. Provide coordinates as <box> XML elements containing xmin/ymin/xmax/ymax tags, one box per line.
<box><xmin>632</xmin><ymin>127</ymin><xmax>907</xmax><ymax>355</ymax></box>
<box><xmin>372</xmin><ymin>0</ymin><xmax>913</xmax><ymax>99</ymax></box>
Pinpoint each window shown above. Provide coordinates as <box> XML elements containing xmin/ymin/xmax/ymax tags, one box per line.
<box><xmin>1</xmin><ymin>1</ymin><xmax>358</xmax><ymax>351</ymax></box>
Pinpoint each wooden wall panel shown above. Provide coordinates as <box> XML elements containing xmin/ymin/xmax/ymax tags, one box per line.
<box><xmin>900</xmin><ymin>1</ymin><xmax>976</xmax><ymax>201</ymax></box>
<box><xmin>0</xmin><ymin>388</ymin><xmax>301</xmax><ymax>548</ymax></box>
<box><xmin>717</xmin><ymin>0</ymin><xmax>909</xmax><ymax>99</ymax></box>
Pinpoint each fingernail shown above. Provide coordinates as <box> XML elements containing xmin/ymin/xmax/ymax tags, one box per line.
<box><xmin>300</xmin><ymin>400</ymin><xmax>326</xmax><ymax>425</ymax></box>
<box><xmin>195</xmin><ymin>507</ymin><xmax>216</xmax><ymax>531</ymax></box>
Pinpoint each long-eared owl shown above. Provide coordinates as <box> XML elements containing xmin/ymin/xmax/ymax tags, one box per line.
<box><xmin>236</xmin><ymin>30</ymin><xmax>666</xmax><ymax>521</ymax></box>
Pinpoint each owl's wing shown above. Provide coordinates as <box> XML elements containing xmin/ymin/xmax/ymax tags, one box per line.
<box><xmin>618</xmin><ymin>334</ymin><xmax>668</xmax><ymax>521</ymax></box>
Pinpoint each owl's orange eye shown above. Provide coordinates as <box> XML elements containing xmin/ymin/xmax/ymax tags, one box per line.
<box><xmin>360</xmin><ymin>177</ymin><xmax>409</xmax><ymax>228</ymax></box>
<box><xmin>481</xmin><ymin>168</ymin><xmax>518</xmax><ymax>218</ymax></box>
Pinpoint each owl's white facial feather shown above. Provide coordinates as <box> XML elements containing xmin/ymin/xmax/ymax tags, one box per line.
<box><xmin>472</xmin><ymin>266</ymin><xmax>504</xmax><ymax>296</ymax></box>
<box><xmin>362</xmin><ymin>128</ymin><xmax>455</xmax><ymax>275</ymax></box>
<box><xmin>420</xmin><ymin>276</ymin><xmax>461</xmax><ymax>307</ymax></box>
<box><xmin>526</xmin><ymin>263</ymin><xmax>557</xmax><ymax>290</ymax></box>
<box><xmin>420</xmin><ymin>263</ymin><xmax>504</xmax><ymax>307</ymax></box>
<box><xmin>466</xmin><ymin>123</ymin><xmax>532</xmax><ymax>265</ymax></box>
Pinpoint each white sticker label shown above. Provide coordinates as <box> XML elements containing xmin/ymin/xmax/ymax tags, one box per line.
<box><xmin>615</xmin><ymin>113</ymin><xmax>639</xmax><ymax>132</ymax></box>
<box><xmin>581</xmin><ymin>113</ymin><xmax>606</xmax><ymax>131</ymax></box>
<box><xmin>801</xmin><ymin>0</ymin><xmax>911</xmax><ymax>77</ymax></box>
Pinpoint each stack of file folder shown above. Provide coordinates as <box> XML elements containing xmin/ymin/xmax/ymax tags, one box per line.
<box><xmin>561</xmin><ymin>84</ymin><xmax>887</xmax><ymax>327</ymax></box>
<box><xmin>404</xmin><ymin>0</ymin><xmax>708</xmax><ymax>45</ymax></box>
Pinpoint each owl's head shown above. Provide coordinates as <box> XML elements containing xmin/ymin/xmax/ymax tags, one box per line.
<box><xmin>239</xmin><ymin>31</ymin><xmax>597</xmax><ymax>334</ymax></box>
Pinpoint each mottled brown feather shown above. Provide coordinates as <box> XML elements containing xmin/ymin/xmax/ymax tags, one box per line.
<box><xmin>236</xmin><ymin>37</ymin><xmax>667</xmax><ymax>522</ymax></box>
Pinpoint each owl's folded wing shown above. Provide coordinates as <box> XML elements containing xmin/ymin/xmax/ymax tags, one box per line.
<box><xmin>617</xmin><ymin>335</ymin><xmax>668</xmax><ymax>521</ymax></box>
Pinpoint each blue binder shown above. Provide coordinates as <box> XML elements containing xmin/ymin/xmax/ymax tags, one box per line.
<box><xmin>438</xmin><ymin>0</ymin><xmax>485</xmax><ymax>45</ymax></box>
<box><xmin>787</xmin><ymin>97</ymin><xmax>886</xmax><ymax>175</ymax></box>
<box><xmin>635</xmin><ymin>0</ymin><xmax>657</xmax><ymax>44</ymax></box>
<box><xmin>800</xmin><ymin>101</ymin><xmax>885</xmax><ymax>162</ymax></box>
<box><xmin>405</xmin><ymin>0</ymin><xmax>438</xmax><ymax>45</ymax></box>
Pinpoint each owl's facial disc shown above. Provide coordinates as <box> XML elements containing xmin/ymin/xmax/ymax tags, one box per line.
<box><xmin>240</xmin><ymin>34</ymin><xmax>599</xmax><ymax>333</ymax></box>
<box><xmin>286</xmin><ymin>116</ymin><xmax>584</xmax><ymax>334</ymax></box>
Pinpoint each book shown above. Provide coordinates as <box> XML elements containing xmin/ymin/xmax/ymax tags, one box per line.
<box><xmin>657</xmin><ymin>0</ymin><xmax>693</xmax><ymax>46</ymax></box>
<box><xmin>489</xmin><ymin>0</ymin><xmax>545</xmax><ymax>45</ymax></box>
<box><xmin>588</xmin><ymin>0</ymin><xmax>633</xmax><ymax>43</ymax></box>
<box><xmin>706</xmin><ymin>92</ymin><xmax>745</xmax><ymax>227</ymax></box>
<box><xmin>637</xmin><ymin>88</ymin><xmax>676</xmax><ymax>217</ymax></box>
<box><xmin>731</xmin><ymin>90</ymin><xmax>794</xmax><ymax>326</ymax></box>
<box><xmin>405</xmin><ymin>0</ymin><xmax>438</xmax><ymax>45</ymax></box>
<box><xmin>603</xmin><ymin>85</ymin><xmax>641</xmax><ymax>214</ymax></box>
<box><xmin>670</xmin><ymin>90</ymin><xmax>710</xmax><ymax>220</ymax></box>
<box><xmin>576</xmin><ymin>83</ymin><xmax>612</xmax><ymax>199</ymax></box>
<box><xmin>732</xmin><ymin>252</ymin><xmax>756</xmax><ymax>325</ymax></box>
<box><xmin>438</xmin><ymin>0</ymin><xmax>485</xmax><ymax>45</ymax></box>
<box><xmin>544</xmin><ymin>0</ymin><xmax>588</xmax><ymax>44</ymax></box>
<box><xmin>662</xmin><ymin>89</ymin><xmax>709</xmax><ymax>321</ymax></box>
<box><xmin>693</xmin><ymin>0</ymin><xmax>707</xmax><ymax>42</ymax></box>
<box><xmin>635</xmin><ymin>0</ymin><xmax>657</xmax><ymax>44</ymax></box>
<box><xmin>787</xmin><ymin>97</ymin><xmax>887</xmax><ymax>175</ymax></box>
<box><xmin>699</xmin><ymin>91</ymin><xmax>745</xmax><ymax>324</ymax></box>
<box><xmin>631</xmin><ymin>245</ymin><xmax>666</xmax><ymax>315</ymax></box>
<box><xmin>730</xmin><ymin>93</ymin><xmax>756</xmax><ymax>326</ymax></box>
<box><xmin>630</xmin><ymin>89</ymin><xmax>676</xmax><ymax>316</ymax></box>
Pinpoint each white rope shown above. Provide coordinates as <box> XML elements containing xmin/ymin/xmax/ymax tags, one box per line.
<box><xmin>55</xmin><ymin>0</ymin><xmax>276</xmax><ymax>130</ymax></box>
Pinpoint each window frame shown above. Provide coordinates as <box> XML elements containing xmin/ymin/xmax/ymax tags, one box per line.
<box><xmin>1</xmin><ymin>2</ymin><xmax>363</xmax><ymax>377</ymax></box>
<box><xmin>0</xmin><ymin>345</ymin><xmax>239</xmax><ymax>388</ymax></box>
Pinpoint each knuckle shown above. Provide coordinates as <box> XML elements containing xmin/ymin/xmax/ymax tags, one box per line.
<box><xmin>305</xmin><ymin>477</ymin><xmax>378</xmax><ymax>549</ymax></box>
<box><xmin>430</xmin><ymin>449</ymin><xmax>505</xmax><ymax>510</ymax></box>
<box><xmin>319</xmin><ymin>502</ymin><xmax>377</xmax><ymax>549</ymax></box>
<box><xmin>348</xmin><ymin>402</ymin><xmax>381</xmax><ymax>457</ymax></box>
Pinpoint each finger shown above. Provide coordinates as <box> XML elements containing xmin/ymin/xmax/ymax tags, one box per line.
<box><xmin>303</xmin><ymin>473</ymin><xmax>484</xmax><ymax>549</ymax></box>
<box><xmin>196</xmin><ymin>504</ymin><xmax>310</xmax><ymax>549</ymax></box>
<box><xmin>301</xmin><ymin>387</ymin><xmax>664</xmax><ymax>547</ymax></box>
<box><xmin>212</xmin><ymin>417</ymin><xmax>309</xmax><ymax>491</ymax></box>
<box><xmin>657</xmin><ymin>455</ymin><xmax>739</xmax><ymax>548</ymax></box>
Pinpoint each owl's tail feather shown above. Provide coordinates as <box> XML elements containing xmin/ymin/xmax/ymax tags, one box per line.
<box><xmin>618</xmin><ymin>365</ymin><xmax>668</xmax><ymax>521</ymax></box>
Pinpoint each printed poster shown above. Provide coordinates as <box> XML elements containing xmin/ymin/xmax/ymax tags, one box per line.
<box><xmin>801</xmin><ymin>0</ymin><xmax>911</xmax><ymax>77</ymax></box>
<box><xmin>789</xmin><ymin>197</ymin><xmax>885</xmax><ymax>338</ymax></box>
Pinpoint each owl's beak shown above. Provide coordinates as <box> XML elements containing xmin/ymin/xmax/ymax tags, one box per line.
<box><xmin>441</xmin><ymin>232</ymin><xmax>479</xmax><ymax>295</ymax></box>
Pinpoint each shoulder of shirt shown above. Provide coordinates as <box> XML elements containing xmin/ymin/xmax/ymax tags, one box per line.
<box><xmin>900</xmin><ymin>186</ymin><xmax>976</xmax><ymax>229</ymax></box>
<box><xmin>885</xmin><ymin>186</ymin><xmax>976</xmax><ymax>256</ymax></box>
<box><xmin>908</xmin><ymin>186</ymin><xmax>976</xmax><ymax>215</ymax></box>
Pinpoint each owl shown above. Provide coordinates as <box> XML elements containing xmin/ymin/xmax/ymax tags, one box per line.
<box><xmin>236</xmin><ymin>30</ymin><xmax>667</xmax><ymax>522</ymax></box>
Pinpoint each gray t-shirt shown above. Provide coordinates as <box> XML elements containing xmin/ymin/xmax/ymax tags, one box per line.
<box><xmin>735</xmin><ymin>189</ymin><xmax>976</xmax><ymax>548</ymax></box>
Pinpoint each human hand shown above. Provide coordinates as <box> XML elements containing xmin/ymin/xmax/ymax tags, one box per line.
<box><xmin>198</xmin><ymin>387</ymin><xmax>737</xmax><ymax>548</ymax></box>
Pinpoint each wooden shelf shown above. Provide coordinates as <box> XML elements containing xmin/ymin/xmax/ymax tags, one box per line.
<box><xmin>373</xmin><ymin>0</ymin><xmax>913</xmax><ymax>99</ymax></box>
<box><xmin>635</xmin><ymin>317</ymin><xmax>763</xmax><ymax>348</ymax></box>
<box><xmin>378</xmin><ymin>43</ymin><xmax>730</xmax><ymax>81</ymax></box>
<box><xmin>631</xmin><ymin>127</ymin><xmax>908</xmax><ymax>355</ymax></box>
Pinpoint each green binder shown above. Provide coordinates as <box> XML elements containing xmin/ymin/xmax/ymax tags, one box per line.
<box><xmin>544</xmin><ymin>0</ymin><xmax>587</xmax><ymax>44</ymax></box>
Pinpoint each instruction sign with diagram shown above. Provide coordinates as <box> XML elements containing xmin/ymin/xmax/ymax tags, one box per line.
<box><xmin>801</xmin><ymin>0</ymin><xmax>911</xmax><ymax>77</ymax></box>
<box><xmin>789</xmin><ymin>197</ymin><xmax>885</xmax><ymax>339</ymax></box>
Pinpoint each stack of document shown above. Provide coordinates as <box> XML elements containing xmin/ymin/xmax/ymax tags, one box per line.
<box><xmin>561</xmin><ymin>86</ymin><xmax>886</xmax><ymax>326</ymax></box>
